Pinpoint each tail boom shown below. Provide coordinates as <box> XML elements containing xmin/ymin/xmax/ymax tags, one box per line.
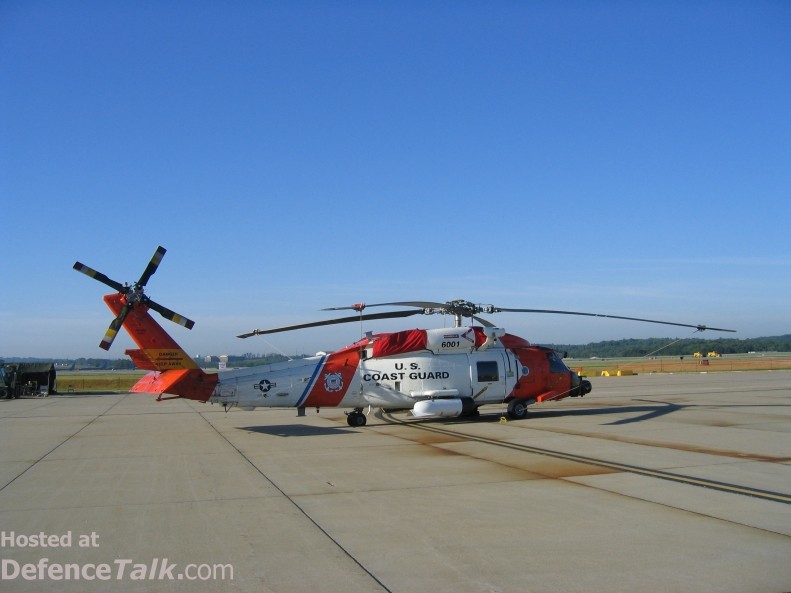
<box><xmin>131</xmin><ymin>368</ymin><xmax>217</xmax><ymax>402</ymax></box>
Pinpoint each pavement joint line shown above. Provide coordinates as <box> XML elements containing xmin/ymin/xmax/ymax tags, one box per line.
<box><xmin>196</xmin><ymin>410</ymin><xmax>394</xmax><ymax>593</ymax></box>
<box><xmin>0</xmin><ymin>494</ymin><xmax>277</xmax><ymax>513</ymax></box>
<box><xmin>0</xmin><ymin>393</ymin><xmax>129</xmax><ymax>494</ymax></box>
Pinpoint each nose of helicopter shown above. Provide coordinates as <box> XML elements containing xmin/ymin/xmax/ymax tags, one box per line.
<box><xmin>570</xmin><ymin>372</ymin><xmax>592</xmax><ymax>397</ymax></box>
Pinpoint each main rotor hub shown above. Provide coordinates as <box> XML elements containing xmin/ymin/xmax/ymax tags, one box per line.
<box><xmin>125</xmin><ymin>283</ymin><xmax>146</xmax><ymax>305</ymax></box>
<box><xmin>422</xmin><ymin>300</ymin><xmax>497</xmax><ymax>327</ymax></box>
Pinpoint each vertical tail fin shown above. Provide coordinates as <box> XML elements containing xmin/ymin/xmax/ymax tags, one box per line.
<box><xmin>104</xmin><ymin>293</ymin><xmax>217</xmax><ymax>401</ymax></box>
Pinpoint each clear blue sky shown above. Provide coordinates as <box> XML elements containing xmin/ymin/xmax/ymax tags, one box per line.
<box><xmin>2</xmin><ymin>1</ymin><xmax>789</xmax><ymax>359</ymax></box>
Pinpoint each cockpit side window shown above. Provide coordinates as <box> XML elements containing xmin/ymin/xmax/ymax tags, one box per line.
<box><xmin>476</xmin><ymin>361</ymin><xmax>499</xmax><ymax>382</ymax></box>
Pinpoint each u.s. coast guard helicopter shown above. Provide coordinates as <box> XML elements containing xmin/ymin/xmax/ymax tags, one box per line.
<box><xmin>74</xmin><ymin>246</ymin><xmax>736</xmax><ymax>426</ymax></box>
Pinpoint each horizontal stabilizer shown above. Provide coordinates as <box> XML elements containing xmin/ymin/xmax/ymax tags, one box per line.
<box><xmin>125</xmin><ymin>349</ymin><xmax>158</xmax><ymax>371</ymax></box>
<box><xmin>124</xmin><ymin>348</ymin><xmax>198</xmax><ymax>371</ymax></box>
<box><xmin>131</xmin><ymin>369</ymin><xmax>218</xmax><ymax>402</ymax></box>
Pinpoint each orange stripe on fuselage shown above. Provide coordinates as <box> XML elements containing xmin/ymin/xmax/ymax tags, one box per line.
<box><xmin>301</xmin><ymin>348</ymin><xmax>361</xmax><ymax>408</ymax></box>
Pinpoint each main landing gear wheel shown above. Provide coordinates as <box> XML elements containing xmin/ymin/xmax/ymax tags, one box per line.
<box><xmin>346</xmin><ymin>409</ymin><xmax>367</xmax><ymax>427</ymax></box>
<box><xmin>507</xmin><ymin>399</ymin><xmax>529</xmax><ymax>420</ymax></box>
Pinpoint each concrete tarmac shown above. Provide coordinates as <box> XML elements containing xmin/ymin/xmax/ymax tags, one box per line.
<box><xmin>1</xmin><ymin>370</ymin><xmax>790</xmax><ymax>592</ymax></box>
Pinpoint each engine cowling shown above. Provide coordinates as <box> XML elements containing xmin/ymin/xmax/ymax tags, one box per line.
<box><xmin>412</xmin><ymin>397</ymin><xmax>476</xmax><ymax>418</ymax></box>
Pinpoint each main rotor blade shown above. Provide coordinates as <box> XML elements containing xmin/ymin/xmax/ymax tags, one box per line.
<box><xmin>73</xmin><ymin>262</ymin><xmax>125</xmax><ymax>293</ymax></box>
<box><xmin>495</xmin><ymin>308</ymin><xmax>736</xmax><ymax>333</ymax></box>
<box><xmin>472</xmin><ymin>315</ymin><xmax>495</xmax><ymax>328</ymax></box>
<box><xmin>323</xmin><ymin>301</ymin><xmax>446</xmax><ymax>312</ymax></box>
<box><xmin>137</xmin><ymin>245</ymin><xmax>166</xmax><ymax>287</ymax></box>
<box><xmin>147</xmin><ymin>299</ymin><xmax>195</xmax><ymax>330</ymax></box>
<box><xmin>238</xmin><ymin>309</ymin><xmax>423</xmax><ymax>338</ymax></box>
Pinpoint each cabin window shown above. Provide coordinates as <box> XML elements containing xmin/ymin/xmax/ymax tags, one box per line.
<box><xmin>477</xmin><ymin>361</ymin><xmax>499</xmax><ymax>382</ymax></box>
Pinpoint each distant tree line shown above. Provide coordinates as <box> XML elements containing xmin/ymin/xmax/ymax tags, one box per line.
<box><xmin>6</xmin><ymin>335</ymin><xmax>791</xmax><ymax>368</ymax></box>
<box><xmin>2</xmin><ymin>354</ymin><xmax>299</xmax><ymax>370</ymax></box>
<box><xmin>544</xmin><ymin>335</ymin><xmax>791</xmax><ymax>359</ymax></box>
<box><xmin>0</xmin><ymin>358</ymin><xmax>139</xmax><ymax>370</ymax></box>
<box><xmin>199</xmin><ymin>353</ymin><xmax>299</xmax><ymax>368</ymax></box>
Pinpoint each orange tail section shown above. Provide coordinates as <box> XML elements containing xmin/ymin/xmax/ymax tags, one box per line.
<box><xmin>104</xmin><ymin>294</ymin><xmax>218</xmax><ymax>401</ymax></box>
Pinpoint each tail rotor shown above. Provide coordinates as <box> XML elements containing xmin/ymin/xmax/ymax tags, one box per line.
<box><xmin>73</xmin><ymin>245</ymin><xmax>195</xmax><ymax>350</ymax></box>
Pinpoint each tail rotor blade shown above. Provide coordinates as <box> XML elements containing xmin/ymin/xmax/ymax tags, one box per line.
<box><xmin>99</xmin><ymin>303</ymin><xmax>132</xmax><ymax>350</ymax></box>
<box><xmin>147</xmin><ymin>299</ymin><xmax>195</xmax><ymax>330</ymax></box>
<box><xmin>73</xmin><ymin>262</ymin><xmax>126</xmax><ymax>293</ymax></box>
<box><xmin>137</xmin><ymin>245</ymin><xmax>166</xmax><ymax>287</ymax></box>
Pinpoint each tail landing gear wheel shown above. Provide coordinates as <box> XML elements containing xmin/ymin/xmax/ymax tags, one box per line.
<box><xmin>507</xmin><ymin>399</ymin><xmax>529</xmax><ymax>420</ymax></box>
<box><xmin>346</xmin><ymin>410</ymin><xmax>367</xmax><ymax>427</ymax></box>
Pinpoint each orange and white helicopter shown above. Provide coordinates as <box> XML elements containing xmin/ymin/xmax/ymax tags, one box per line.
<box><xmin>74</xmin><ymin>246</ymin><xmax>736</xmax><ymax>426</ymax></box>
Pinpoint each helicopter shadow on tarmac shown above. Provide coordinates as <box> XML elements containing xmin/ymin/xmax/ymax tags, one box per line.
<box><xmin>238</xmin><ymin>424</ymin><xmax>358</xmax><ymax>437</ymax></box>
<box><xmin>520</xmin><ymin>399</ymin><xmax>791</xmax><ymax>426</ymax></box>
<box><xmin>234</xmin><ymin>397</ymin><xmax>791</xmax><ymax>437</ymax></box>
<box><xmin>234</xmin><ymin>402</ymin><xmax>689</xmax><ymax>437</ymax></box>
<box><xmin>526</xmin><ymin>400</ymin><xmax>686</xmax><ymax>425</ymax></box>
<box><xmin>375</xmin><ymin>400</ymin><xmax>688</xmax><ymax>428</ymax></box>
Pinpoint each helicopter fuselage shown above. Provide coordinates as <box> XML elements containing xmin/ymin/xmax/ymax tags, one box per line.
<box><xmin>209</xmin><ymin>326</ymin><xmax>591</xmax><ymax>422</ymax></box>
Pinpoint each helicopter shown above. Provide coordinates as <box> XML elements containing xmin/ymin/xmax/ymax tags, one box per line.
<box><xmin>74</xmin><ymin>246</ymin><xmax>736</xmax><ymax>426</ymax></box>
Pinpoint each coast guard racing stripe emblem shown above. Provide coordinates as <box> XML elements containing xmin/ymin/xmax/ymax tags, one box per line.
<box><xmin>301</xmin><ymin>349</ymin><xmax>360</xmax><ymax>408</ymax></box>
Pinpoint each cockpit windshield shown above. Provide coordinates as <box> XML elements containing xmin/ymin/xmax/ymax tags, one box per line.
<box><xmin>547</xmin><ymin>351</ymin><xmax>569</xmax><ymax>373</ymax></box>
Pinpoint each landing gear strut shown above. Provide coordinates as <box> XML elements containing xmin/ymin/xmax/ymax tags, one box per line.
<box><xmin>346</xmin><ymin>408</ymin><xmax>367</xmax><ymax>427</ymax></box>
